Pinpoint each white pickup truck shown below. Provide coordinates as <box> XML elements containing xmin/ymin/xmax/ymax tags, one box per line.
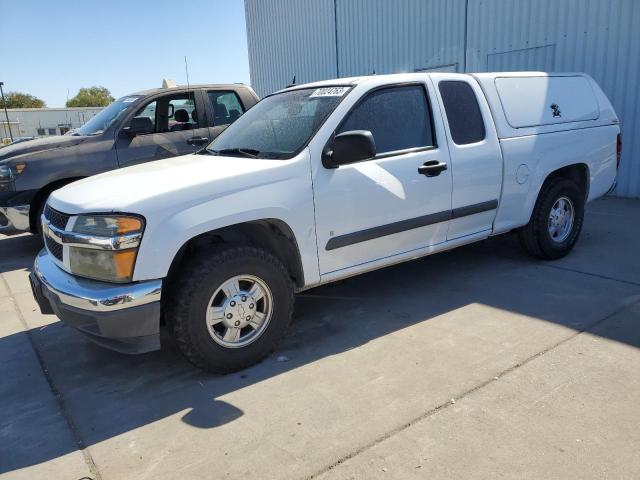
<box><xmin>30</xmin><ymin>72</ymin><xmax>620</xmax><ymax>372</ymax></box>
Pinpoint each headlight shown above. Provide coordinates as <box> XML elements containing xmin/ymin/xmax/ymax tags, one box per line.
<box><xmin>67</xmin><ymin>215</ymin><xmax>145</xmax><ymax>283</ymax></box>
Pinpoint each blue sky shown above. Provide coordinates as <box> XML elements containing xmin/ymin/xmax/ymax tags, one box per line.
<box><xmin>0</xmin><ymin>0</ymin><xmax>251</xmax><ymax>107</ymax></box>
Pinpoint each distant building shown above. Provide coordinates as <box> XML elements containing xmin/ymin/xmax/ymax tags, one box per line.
<box><xmin>0</xmin><ymin>107</ymin><xmax>104</xmax><ymax>140</ymax></box>
<box><xmin>245</xmin><ymin>0</ymin><xmax>640</xmax><ymax>198</ymax></box>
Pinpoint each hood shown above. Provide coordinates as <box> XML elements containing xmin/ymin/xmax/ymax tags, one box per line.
<box><xmin>48</xmin><ymin>152</ymin><xmax>293</xmax><ymax>215</ymax></box>
<box><xmin>0</xmin><ymin>135</ymin><xmax>90</xmax><ymax>162</ymax></box>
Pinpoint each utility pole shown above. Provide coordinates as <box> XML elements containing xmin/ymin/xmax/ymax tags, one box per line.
<box><xmin>0</xmin><ymin>82</ymin><xmax>14</xmax><ymax>142</ymax></box>
<box><xmin>0</xmin><ymin>82</ymin><xmax>13</xmax><ymax>142</ymax></box>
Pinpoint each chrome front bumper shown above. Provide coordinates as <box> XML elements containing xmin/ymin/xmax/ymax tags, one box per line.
<box><xmin>0</xmin><ymin>204</ymin><xmax>30</xmax><ymax>233</ymax></box>
<box><xmin>30</xmin><ymin>249</ymin><xmax>163</xmax><ymax>354</ymax></box>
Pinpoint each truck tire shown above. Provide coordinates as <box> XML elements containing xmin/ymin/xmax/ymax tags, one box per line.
<box><xmin>518</xmin><ymin>177</ymin><xmax>585</xmax><ymax>260</ymax></box>
<box><xmin>166</xmin><ymin>246</ymin><xmax>295</xmax><ymax>373</ymax></box>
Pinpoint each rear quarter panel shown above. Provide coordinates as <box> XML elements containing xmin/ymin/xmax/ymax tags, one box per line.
<box><xmin>493</xmin><ymin>124</ymin><xmax>618</xmax><ymax>234</ymax></box>
<box><xmin>472</xmin><ymin>72</ymin><xmax>619</xmax><ymax>233</ymax></box>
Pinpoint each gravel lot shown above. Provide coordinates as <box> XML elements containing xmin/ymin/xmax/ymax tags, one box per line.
<box><xmin>1</xmin><ymin>197</ymin><xmax>639</xmax><ymax>479</ymax></box>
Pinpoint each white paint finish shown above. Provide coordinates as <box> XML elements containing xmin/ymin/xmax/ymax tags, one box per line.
<box><xmin>495</xmin><ymin>76</ymin><xmax>599</xmax><ymax>128</ymax></box>
<box><xmin>492</xmin><ymin>125</ymin><xmax>618</xmax><ymax>234</ymax></box>
<box><xmin>47</xmin><ymin>72</ymin><xmax>618</xmax><ymax>291</ymax></box>
<box><xmin>308</xmin><ymin>75</ymin><xmax>452</xmax><ymax>275</ymax></box>
<box><xmin>48</xmin><ymin>153</ymin><xmax>321</xmax><ymax>285</ymax></box>
<box><xmin>319</xmin><ymin>230</ymin><xmax>490</xmax><ymax>285</ymax></box>
<box><xmin>429</xmin><ymin>73</ymin><xmax>503</xmax><ymax>240</ymax></box>
<box><xmin>473</xmin><ymin>72</ymin><xmax>618</xmax><ymax>140</ymax></box>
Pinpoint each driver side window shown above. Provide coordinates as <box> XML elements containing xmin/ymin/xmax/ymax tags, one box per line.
<box><xmin>129</xmin><ymin>93</ymin><xmax>199</xmax><ymax>134</ymax></box>
<box><xmin>338</xmin><ymin>85</ymin><xmax>435</xmax><ymax>155</ymax></box>
<box><xmin>136</xmin><ymin>101</ymin><xmax>157</xmax><ymax>126</ymax></box>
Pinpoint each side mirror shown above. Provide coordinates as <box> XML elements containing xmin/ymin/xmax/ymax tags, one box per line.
<box><xmin>323</xmin><ymin>130</ymin><xmax>376</xmax><ymax>168</ymax></box>
<box><xmin>123</xmin><ymin>116</ymin><xmax>154</xmax><ymax>137</ymax></box>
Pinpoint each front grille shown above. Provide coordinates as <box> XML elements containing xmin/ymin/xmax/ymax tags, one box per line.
<box><xmin>45</xmin><ymin>235</ymin><xmax>63</xmax><ymax>261</ymax></box>
<box><xmin>43</xmin><ymin>205</ymin><xmax>70</xmax><ymax>262</ymax></box>
<box><xmin>44</xmin><ymin>205</ymin><xmax>70</xmax><ymax>230</ymax></box>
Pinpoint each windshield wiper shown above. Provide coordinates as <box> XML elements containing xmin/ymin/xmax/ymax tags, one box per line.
<box><xmin>211</xmin><ymin>147</ymin><xmax>260</xmax><ymax>158</ymax></box>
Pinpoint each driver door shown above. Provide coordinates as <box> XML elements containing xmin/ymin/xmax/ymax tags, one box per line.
<box><xmin>312</xmin><ymin>82</ymin><xmax>453</xmax><ymax>276</ymax></box>
<box><xmin>115</xmin><ymin>91</ymin><xmax>209</xmax><ymax>168</ymax></box>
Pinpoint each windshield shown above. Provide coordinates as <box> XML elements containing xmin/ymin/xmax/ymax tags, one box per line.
<box><xmin>207</xmin><ymin>86</ymin><xmax>351</xmax><ymax>159</ymax></box>
<box><xmin>75</xmin><ymin>96</ymin><xmax>141</xmax><ymax>136</ymax></box>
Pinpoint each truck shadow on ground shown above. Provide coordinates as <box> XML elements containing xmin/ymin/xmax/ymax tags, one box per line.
<box><xmin>1</xmin><ymin>220</ymin><xmax>639</xmax><ymax>474</ymax></box>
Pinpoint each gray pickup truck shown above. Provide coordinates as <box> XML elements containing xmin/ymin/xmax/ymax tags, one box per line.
<box><xmin>0</xmin><ymin>83</ymin><xmax>259</xmax><ymax>234</ymax></box>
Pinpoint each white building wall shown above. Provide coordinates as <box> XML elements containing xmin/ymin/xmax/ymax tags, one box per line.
<box><xmin>245</xmin><ymin>0</ymin><xmax>640</xmax><ymax>197</ymax></box>
<box><xmin>1</xmin><ymin>107</ymin><xmax>103</xmax><ymax>139</ymax></box>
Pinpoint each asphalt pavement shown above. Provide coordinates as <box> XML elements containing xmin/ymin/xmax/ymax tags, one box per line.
<box><xmin>1</xmin><ymin>197</ymin><xmax>639</xmax><ymax>479</ymax></box>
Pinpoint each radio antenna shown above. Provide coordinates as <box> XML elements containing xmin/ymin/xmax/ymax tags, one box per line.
<box><xmin>184</xmin><ymin>56</ymin><xmax>191</xmax><ymax>89</ymax></box>
<box><xmin>184</xmin><ymin>55</ymin><xmax>196</xmax><ymax>129</ymax></box>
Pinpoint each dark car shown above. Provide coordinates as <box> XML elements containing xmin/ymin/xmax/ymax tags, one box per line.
<box><xmin>0</xmin><ymin>83</ymin><xmax>259</xmax><ymax>234</ymax></box>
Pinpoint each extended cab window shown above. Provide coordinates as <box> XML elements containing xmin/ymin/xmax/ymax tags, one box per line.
<box><xmin>438</xmin><ymin>81</ymin><xmax>486</xmax><ymax>145</ymax></box>
<box><xmin>207</xmin><ymin>91</ymin><xmax>245</xmax><ymax>126</ymax></box>
<box><xmin>338</xmin><ymin>85</ymin><xmax>434</xmax><ymax>155</ymax></box>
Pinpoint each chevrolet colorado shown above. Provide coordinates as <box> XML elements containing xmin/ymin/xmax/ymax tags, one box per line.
<box><xmin>30</xmin><ymin>72</ymin><xmax>620</xmax><ymax>372</ymax></box>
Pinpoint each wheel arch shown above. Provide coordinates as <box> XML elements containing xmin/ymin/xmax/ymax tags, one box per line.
<box><xmin>545</xmin><ymin>163</ymin><xmax>590</xmax><ymax>200</ymax></box>
<box><xmin>525</xmin><ymin>162</ymin><xmax>589</xmax><ymax>225</ymax></box>
<box><xmin>164</xmin><ymin>218</ymin><xmax>306</xmax><ymax>293</ymax></box>
<box><xmin>29</xmin><ymin>177</ymin><xmax>85</xmax><ymax>232</ymax></box>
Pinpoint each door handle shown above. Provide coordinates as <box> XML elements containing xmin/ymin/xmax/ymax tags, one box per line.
<box><xmin>418</xmin><ymin>160</ymin><xmax>448</xmax><ymax>177</ymax></box>
<box><xmin>188</xmin><ymin>136</ymin><xmax>210</xmax><ymax>146</ymax></box>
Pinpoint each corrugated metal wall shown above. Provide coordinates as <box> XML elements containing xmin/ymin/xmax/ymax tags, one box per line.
<box><xmin>244</xmin><ymin>0</ymin><xmax>640</xmax><ymax>197</ymax></box>
<box><xmin>244</xmin><ymin>0</ymin><xmax>337</xmax><ymax>96</ymax></box>
<box><xmin>334</xmin><ymin>0</ymin><xmax>465</xmax><ymax>77</ymax></box>
<box><xmin>466</xmin><ymin>0</ymin><xmax>640</xmax><ymax>197</ymax></box>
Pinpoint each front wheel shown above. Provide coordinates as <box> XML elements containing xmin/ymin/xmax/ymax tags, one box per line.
<box><xmin>166</xmin><ymin>246</ymin><xmax>294</xmax><ymax>373</ymax></box>
<box><xmin>518</xmin><ymin>177</ymin><xmax>585</xmax><ymax>259</ymax></box>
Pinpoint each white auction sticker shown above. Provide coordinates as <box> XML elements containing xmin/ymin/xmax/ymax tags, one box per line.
<box><xmin>309</xmin><ymin>87</ymin><xmax>350</xmax><ymax>98</ymax></box>
<box><xmin>122</xmin><ymin>97</ymin><xmax>138</xmax><ymax>103</ymax></box>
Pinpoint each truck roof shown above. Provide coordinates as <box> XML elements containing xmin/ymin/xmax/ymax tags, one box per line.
<box><xmin>273</xmin><ymin>72</ymin><xmax>470</xmax><ymax>94</ymax></box>
<box><xmin>276</xmin><ymin>71</ymin><xmax>616</xmax><ymax>139</ymax></box>
<box><xmin>275</xmin><ymin>71</ymin><xmax>592</xmax><ymax>94</ymax></box>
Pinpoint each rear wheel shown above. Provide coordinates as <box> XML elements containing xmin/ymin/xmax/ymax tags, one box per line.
<box><xmin>166</xmin><ymin>246</ymin><xmax>294</xmax><ymax>373</ymax></box>
<box><xmin>518</xmin><ymin>178</ymin><xmax>585</xmax><ymax>259</ymax></box>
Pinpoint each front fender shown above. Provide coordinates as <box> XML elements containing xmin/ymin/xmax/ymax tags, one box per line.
<box><xmin>13</xmin><ymin>139</ymin><xmax>117</xmax><ymax>192</ymax></box>
<box><xmin>132</xmin><ymin>162</ymin><xmax>319</xmax><ymax>287</ymax></box>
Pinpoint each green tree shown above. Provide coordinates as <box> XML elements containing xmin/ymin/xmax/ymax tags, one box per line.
<box><xmin>0</xmin><ymin>91</ymin><xmax>46</xmax><ymax>108</ymax></box>
<box><xmin>66</xmin><ymin>86</ymin><xmax>114</xmax><ymax>107</ymax></box>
